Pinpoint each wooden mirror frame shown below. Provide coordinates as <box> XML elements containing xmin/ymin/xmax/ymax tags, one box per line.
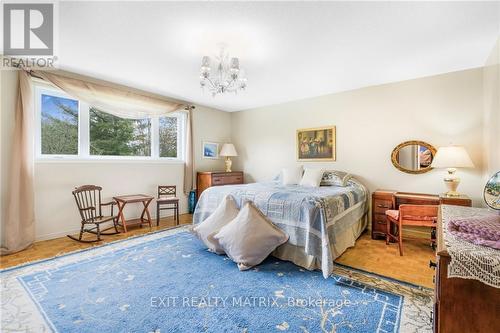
<box><xmin>391</xmin><ymin>140</ymin><xmax>437</xmax><ymax>174</ymax></box>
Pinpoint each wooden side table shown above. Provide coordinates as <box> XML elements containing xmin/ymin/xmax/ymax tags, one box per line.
<box><xmin>113</xmin><ymin>194</ymin><xmax>154</xmax><ymax>232</ymax></box>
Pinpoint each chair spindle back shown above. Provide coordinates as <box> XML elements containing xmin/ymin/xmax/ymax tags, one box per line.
<box><xmin>72</xmin><ymin>185</ymin><xmax>103</xmax><ymax>222</ymax></box>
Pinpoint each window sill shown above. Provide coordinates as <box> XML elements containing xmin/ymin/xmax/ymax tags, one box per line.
<box><xmin>35</xmin><ymin>157</ymin><xmax>185</xmax><ymax>164</ymax></box>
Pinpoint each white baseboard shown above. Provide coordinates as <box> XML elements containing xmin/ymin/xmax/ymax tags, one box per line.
<box><xmin>36</xmin><ymin>228</ymin><xmax>82</xmax><ymax>241</ymax></box>
<box><xmin>35</xmin><ymin>210</ymin><xmax>189</xmax><ymax>241</ymax></box>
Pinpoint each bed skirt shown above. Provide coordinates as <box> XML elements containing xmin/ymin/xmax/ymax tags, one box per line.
<box><xmin>272</xmin><ymin>213</ymin><xmax>368</xmax><ymax>272</ymax></box>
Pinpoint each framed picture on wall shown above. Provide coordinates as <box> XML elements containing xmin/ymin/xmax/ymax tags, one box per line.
<box><xmin>202</xmin><ymin>141</ymin><xmax>219</xmax><ymax>159</ymax></box>
<box><xmin>297</xmin><ymin>126</ymin><xmax>336</xmax><ymax>161</ymax></box>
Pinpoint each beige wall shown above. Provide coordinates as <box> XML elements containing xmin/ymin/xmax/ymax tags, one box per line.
<box><xmin>483</xmin><ymin>37</ymin><xmax>500</xmax><ymax>181</ymax></box>
<box><xmin>231</xmin><ymin>68</ymin><xmax>485</xmax><ymax>207</ymax></box>
<box><xmin>0</xmin><ymin>71</ymin><xmax>231</xmax><ymax>241</ymax></box>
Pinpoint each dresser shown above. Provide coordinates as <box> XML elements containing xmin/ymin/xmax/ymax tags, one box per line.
<box><xmin>196</xmin><ymin>171</ymin><xmax>244</xmax><ymax>198</ymax></box>
<box><xmin>371</xmin><ymin>190</ymin><xmax>471</xmax><ymax>239</ymax></box>
<box><xmin>433</xmin><ymin>206</ymin><xmax>500</xmax><ymax>333</ymax></box>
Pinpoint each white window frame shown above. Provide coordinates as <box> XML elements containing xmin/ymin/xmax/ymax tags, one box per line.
<box><xmin>34</xmin><ymin>84</ymin><xmax>186</xmax><ymax>163</ymax></box>
<box><xmin>35</xmin><ymin>85</ymin><xmax>81</xmax><ymax>159</ymax></box>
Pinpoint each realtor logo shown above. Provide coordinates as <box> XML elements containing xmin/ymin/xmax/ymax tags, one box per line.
<box><xmin>3</xmin><ymin>3</ymin><xmax>54</xmax><ymax>55</ymax></box>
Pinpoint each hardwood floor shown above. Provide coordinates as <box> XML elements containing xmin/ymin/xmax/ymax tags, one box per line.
<box><xmin>335</xmin><ymin>233</ymin><xmax>435</xmax><ymax>288</ymax></box>
<box><xmin>0</xmin><ymin>215</ymin><xmax>191</xmax><ymax>270</ymax></box>
<box><xmin>0</xmin><ymin>214</ymin><xmax>435</xmax><ymax>288</ymax></box>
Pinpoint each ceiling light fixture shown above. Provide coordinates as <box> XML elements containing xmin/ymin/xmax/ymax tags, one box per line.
<box><xmin>199</xmin><ymin>46</ymin><xmax>247</xmax><ymax>97</ymax></box>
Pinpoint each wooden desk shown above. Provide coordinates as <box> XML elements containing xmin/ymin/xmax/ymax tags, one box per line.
<box><xmin>371</xmin><ymin>190</ymin><xmax>471</xmax><ymax>239</ymax></box>
<box><xmin>113</xmin><ymin>194</ymin><xmax>154</xmax><ymax>232</ymax></box>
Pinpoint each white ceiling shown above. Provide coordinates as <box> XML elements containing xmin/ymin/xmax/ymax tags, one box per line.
<box><xmin>57</xmin><ymin>1</ymin><xmax>500</xmax><ymax>112</ymax></box>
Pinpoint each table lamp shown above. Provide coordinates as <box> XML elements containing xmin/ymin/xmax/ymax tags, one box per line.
<box><xmin>220</xmin><ymin>143</ymin><xmax>238</xmax><ymax>172</ymax></box>
<box><xmin>431</xmin><ymin>145</ymin><xmax>474</xmax><ymax>197</ymax></box>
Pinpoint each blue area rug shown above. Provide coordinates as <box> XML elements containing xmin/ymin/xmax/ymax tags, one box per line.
<box><xmin>2</xmin><ymin>228</ymin><xmax>433</xmax><ymax>333</ymax></box>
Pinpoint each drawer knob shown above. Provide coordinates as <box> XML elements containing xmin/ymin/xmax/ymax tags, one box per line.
<box><xmin>377</xmin><ymin>204</ymin><xmax>389</xmax><ymax>208</ymax></box>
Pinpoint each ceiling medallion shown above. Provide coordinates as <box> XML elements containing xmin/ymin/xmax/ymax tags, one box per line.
<box><xmin>199</xmin><ymin>46</ymin><xmax>247</xmax><ymax>97</ymax></box>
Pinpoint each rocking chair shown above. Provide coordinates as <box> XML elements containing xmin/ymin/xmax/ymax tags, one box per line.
<box><xmin>69</xmin><ymin>185</ymin><xmax>120</xmax><ymax>243</ymax></box>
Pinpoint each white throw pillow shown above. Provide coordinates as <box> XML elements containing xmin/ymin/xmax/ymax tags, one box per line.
<box><xmin>300</xmin><ymin>168</ymin><xmax>324</xmax><ymax>187</ymax></box>
<box><xmin>191</xmin><ymin>195</ymin><xmax>239</xmax><ymax>254</ymax></box>
<box><xmin>282</xmin><ymin>166</ymin><xmax>303</xmax><ymax>185</ymax></box>
<box><xmin>212</xmin><ymin>202</ymin><xmax>289</xmax><ymax>270</ymax></box>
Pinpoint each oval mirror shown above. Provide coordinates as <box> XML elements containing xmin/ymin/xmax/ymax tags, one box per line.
<box><xmin>484</xmin><ymin>171</ymin><xmax>500</xmax><ymax>210</ymax></box>
<box><xmin>391</xmin><ymin>140</ymin><xmax>436</xmax><ymax>174</ymax></box>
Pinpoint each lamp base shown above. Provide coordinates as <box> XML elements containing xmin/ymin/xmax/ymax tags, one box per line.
<box><xmin>443</xmin><ymin>168</ymin><xmax>461</xmax><ymax>197</ymax></box>
<box><xmin>224</xmin><ymin>157</ymin><xmax>232</xmax><ymax>173</ymax></box>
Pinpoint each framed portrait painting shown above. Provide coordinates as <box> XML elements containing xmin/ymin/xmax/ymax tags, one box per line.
<box><xmin>202</xmin><ymin>141</ymin><xmax>219</xmax><ymax>159</ymax></box>
<box><xmin>297</xmin><ymin>126</ymin><xmax>336</xmax><ymax>161</ymax></box>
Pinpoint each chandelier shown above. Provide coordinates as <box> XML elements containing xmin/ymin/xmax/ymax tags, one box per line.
<box><xmin>199</xmin><ymin>47</ymin><xmax>247</xmax><ymax>96</ymax></box>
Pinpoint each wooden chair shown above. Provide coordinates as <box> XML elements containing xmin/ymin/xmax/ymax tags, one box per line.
<box><xmin>385</xmin><ymin>204</ymin><xmax>438</xmax><ymax>256</ymax></box>
<box><xmin>157</xmin><ymin>185</ymin><xmax>179</xmax><ymax>226</ymax></box>
<box><xmin>69</xmin><ymin>185</ymin><xmax>120</xmax><ymax>243</ymax></box>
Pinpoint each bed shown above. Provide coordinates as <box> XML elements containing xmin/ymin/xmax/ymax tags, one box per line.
<box><xmin>193</xmin><ymin>178</ymin><xmax>369</xmax><ymax>278</ymax></box>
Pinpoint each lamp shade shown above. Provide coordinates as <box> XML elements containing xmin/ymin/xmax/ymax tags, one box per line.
<box><xmin>220</xmin><ymin>143</ymin><xmax>238</xmax><ymax>157</ymax></box>
<box><xmin>430</xmin><ymin>146</ymin><xmax>474</xmax><ymax>169</ymax></box>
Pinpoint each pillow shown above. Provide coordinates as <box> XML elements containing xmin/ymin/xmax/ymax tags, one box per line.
<box><xmin>282</xmin><ymin>166</ymin><xmax>303</xmax><ymax>185</ymax></box>
<box><xmin>300</xmin><ymin>168</ymin><xmax>324</xmax><ymax>187</ymax></box>
<box><xmin>212</xmin><ymin>202</ymin><xmax>289</xmax><ymax>270</ymax></box>
<box><xmin>320</xmin><ymin>170</ymin><xmax>353</xmax><ymax>187</ymax></box>
<box><xmin>191</xmin><ymin>195</ymin><xmax>239</xmax><ymax>254</ymax></box>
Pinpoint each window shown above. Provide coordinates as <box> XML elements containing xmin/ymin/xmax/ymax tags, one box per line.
<box><xmin>89</xmin><ymin>108</ymin><xmax>151</xmax><ymax>157</ymax></box>
<box><xmin>35</xmin><ymin>86</ymin><xmax>185</xmax><ymax>161</ymax></box>
<box><xmin>159</xmin><ymin>116</ymin><xmax>178</xmax><ymax>158</ymax></box>
<box><xmin>40</xmin><ymin>94</ymin><xmax>79</xmax><ymax>155</ymax></box>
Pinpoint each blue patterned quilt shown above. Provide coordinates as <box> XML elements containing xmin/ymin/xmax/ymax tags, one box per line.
<box><xmin>193</xmin><ymin>180</ymin><xmax>369</xmax><ymax>278</ymax></box>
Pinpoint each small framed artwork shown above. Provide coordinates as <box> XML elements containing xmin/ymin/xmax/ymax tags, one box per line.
<box><xmin>202</xmin><ymin>141</ymin><xmax>219</xmax><ymax>159</ymax></box>
<box><xmin>297</xmin><ymin>126</ymin><xmax>336</xmax><ymax>161</ymax></box>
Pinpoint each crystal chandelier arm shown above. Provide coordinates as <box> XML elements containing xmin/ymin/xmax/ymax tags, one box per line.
<box><xmin>203</xmin><ymin>76</ymin><xmax>217</xmax><ymax>90</ymax></box>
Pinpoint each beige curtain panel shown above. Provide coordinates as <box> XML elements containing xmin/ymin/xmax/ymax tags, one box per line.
<box><xmin>32</xmin><ymin>71</ymin><xmax>185</xmax><ymax>119</ymax></box>
<box><xmin>31</xmin><ymin>70</ymin><xmax>195</xmax><ymax>194</ymax></box>
<box><xmin>1</xmin><ymin>70</ymin><xmax>36</xmax><ymax>255</ymax></box>
<box><xmin>184</xmin><ymin>107</ymin><xmax>194</xmax><ymax>194</ymax></box>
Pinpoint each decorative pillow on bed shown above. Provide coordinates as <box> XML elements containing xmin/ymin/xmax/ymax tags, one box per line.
<box><xmin>300</xmin><ymin>168</ymin><xmax>324</xmax><ymax>187</ymax></box>
<box><xmin>212</xmin><ymin>202</ymin><xmax>289</xmax><ymax>271</ymax></box>
<box><xmin>191</xmin><ymin>195</ymin><xmax>239</xmax><ymax>254</ymax></box>
<box><xmin>320</xmin><ymin>170</ymin><xmax>353</xmax><ymax>187</ymax></box>
<box><xmin>282</xmin><ymin>166</ymin><xmax>303</xmax><ymax>185</ymax></box>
